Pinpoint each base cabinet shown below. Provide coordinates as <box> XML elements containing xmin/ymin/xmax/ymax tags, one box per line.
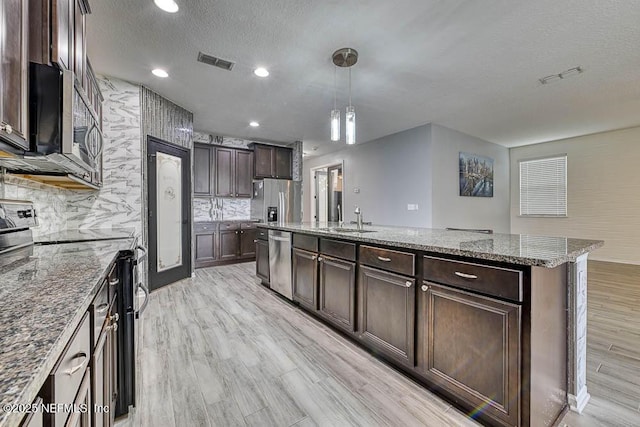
<box><xmin>219</xmin><ymin>229</ymin><xmax>240</xmax><ymax>261</ymax></box>
<box><xmin>255</xmin><ymin>238</ymin><xmax>269</xmax><ymax>283</ymax></box>
<box><xmin>292</xmin><ymin>248</ymin><xmax>318</xmax><ymax>310</ymax></box>
<box><xmin>318</xmin><ymin>255</ymin><xmax>356</xmax><ymax>333</ymax></box>
<box><xmin>239</xmin><ymin>228</ymin><xmax>257</xmax><ymax>258</ymax></box>
<box><xmin>418</xmin><ymin>282</ymin><xmax>521</xmax><ymax>427</ymax></box>
<box><xmin>358</xmin><ymin>266</ymin><xmax>415</xmax><ymax>367</ymax></box>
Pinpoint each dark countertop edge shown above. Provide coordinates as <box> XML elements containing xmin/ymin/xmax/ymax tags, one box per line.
<box><xmin>0</xmin><ymin>238</ymin><xmax>136</xmax><ymax>427</ymax></box>
<box><xmin>257</xmin><ymin>224</ymin><xmax>604</xmax><ymax>268</ymax></box>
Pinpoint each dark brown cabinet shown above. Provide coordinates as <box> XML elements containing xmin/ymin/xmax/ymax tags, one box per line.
<box><xmin>292</xmin><ymin>248</ymin><xmax>318</xmax><ymax>310</ymax></box>
<box><xmin>255</xmin><ymin>237</ymin><xmax>269</xmax><ymax>284</ymax></box>
<box><xmin>194</xmin><ymin>144</ymin><xmax>213</xmax><ymax>196</ymax></box>
<box><xmin>52</xmin><ymin>0</ymin><xmax>74</xmax><ymax>70</ymax></box>
<box><xmin>240</xmin><ymin>228</ymin><xmax>257</xmax><ymax>258</ymax></box>
<box><xmin>358</xmin><ymin>266</ymin><xmax>415</xmax><ymax>367</ymax></box>
<box><xmin>195</xmin><ymin>223</ymin><xmax>217</xmax><ymax>268</ymax></box>
<box><xmin>251</xmin><ymin>143</ymin><xmax>293</xmax><ymax>179</ymax></box>
<box><xmin>73</xmin><ymin>0</ymin><xmax>86</xmax><ymax>87</ymax></box>
<box><xmin>218</xmin><ymin>228</ymin><xmax>240</xmax><ymax>261</ymax></box>
<box><xmin>318</xmin><ymin>255</ymin><xmax>356</xmax><ymax>334</ymax></box>
<box><xmin>215</xmin><ymin>146</ymin><xmax>253</xmax><ymax>198</ymax></box>
<box><xmin>0</xmin><ymin>0</ymin><xmax>30</xmax><ymax>150</ymax></box>
<box><xmin>418</xmin><ymin>282</ymin><xmax>521</xmax><ymax>427</ymax></box>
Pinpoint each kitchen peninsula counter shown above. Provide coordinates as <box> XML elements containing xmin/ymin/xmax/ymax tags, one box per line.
<box><xmin>257</xmin><ymin>222</ymin><xmax>603</xmax><ymax>426</ymax></box>
<box><xmin>0</xmin><ymin>238</ymin><xmax>136</xmax><ymax>427</ymax></box>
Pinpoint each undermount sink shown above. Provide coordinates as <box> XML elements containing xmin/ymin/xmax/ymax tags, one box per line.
<box><xmin>319</xmin><ymin>227</ymin><xmax>377</xmax><ymax>233</ymax></box>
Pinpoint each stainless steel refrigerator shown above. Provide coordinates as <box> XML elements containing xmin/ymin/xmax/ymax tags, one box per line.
<box><xmin>251</xmin><ymin>179</ymin><xmax>302</xmax><ymax>223</ymax></box>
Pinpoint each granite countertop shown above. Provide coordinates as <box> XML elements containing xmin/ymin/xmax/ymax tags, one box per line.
<box><xmin>0</xmin><ymin>239</ymin><xmax>136</xmax><ymax>427</ymax></box>
<box><xmin>260</xmin><ymin>222</ymin><xmax>604</xmax><ymax>268</ymax></box>
<box><xmin>35</xmin><ymin>227</ymin><xmax>136</xmax><ymax>244</ymax></box>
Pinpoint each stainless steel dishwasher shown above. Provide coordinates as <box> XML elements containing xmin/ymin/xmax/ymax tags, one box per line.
<box><xmin>268</xmin><ymin>229</ymin><xmax>293</xmax><ymax>300</ymax></box>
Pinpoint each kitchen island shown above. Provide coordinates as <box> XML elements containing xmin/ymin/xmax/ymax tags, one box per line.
<box><xmin>256</xmin><ymin>222</ymin><xmax>603</xmax><ymax>427</ymax></box>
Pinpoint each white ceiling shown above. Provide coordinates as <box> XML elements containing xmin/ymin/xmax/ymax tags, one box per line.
<box><xmin>87</xmin><ymin>0</ymin><xmax>640</xmax><ymax>157</ymax></box>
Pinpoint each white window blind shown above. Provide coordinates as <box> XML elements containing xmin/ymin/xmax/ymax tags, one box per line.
<box><xmin>519</xmin><ymin>155</ymin><xmax>567</xmax><ymax>216</ymax></box>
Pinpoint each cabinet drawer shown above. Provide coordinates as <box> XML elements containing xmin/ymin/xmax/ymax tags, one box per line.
<box><xmin>359</xmin><ymin>245</ymin><xmax>415</xmax><ymax>276</ymax></box>
<box><xmin>194</xmin><ymin>222</ymin><xmax>216</xmax><ymax>233</ymax></box>
<box><xmin>48</xmin><ymin>312</ymin><xmax>91</xmax><ymax>427</ymax></box>
<box><xmin>257</xmin><ymin>228</ymin><xmax>268</xmax><ymax>241</ymax></box>
<box><xmin>91</xmin><ymin>281</ymin><xmax>109</xmax><ymax>348</ymax></box>
<box><xmin>293</xmin><ymin>234</ymin><xmax>318</xmax><ymax>252</ymax></box>
<box><xmin>241</xmin><ymin>222</ymin><xmax>257</xmax><ymax>230</ymax></box>
<box><xmin>319</xmin><ymin>238</ymin><xmax>356</xmax><ymax>261</ymax></box>
<box><xmin>219</xmin><ymin>222</ymin><xmax>240</xmax><ymax>231</ymax></box>
<box><xmin>423</xmin><ymin>256</ymin><xmax>523</xmax><ymax>302</ymax></box>
<box><xmin>106</xmin><ymin>262</ymin><xmax>119</xmax><ymax>303</ymax></box>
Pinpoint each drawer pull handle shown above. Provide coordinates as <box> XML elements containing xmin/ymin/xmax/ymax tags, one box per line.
<box><xmin>109</xmin><ymin>278</ymin><xmax>119</xmax><ymax>286</ymax></box>
<box><xmin>66</xmin><ymin>352</ymin><xmax>88</xmax><ymax>376</ymax></box>
<box><xmin>454</xmin><ymin>272</ymin><xmax>478</xmax><ymax>280</ymax></box>
<box><xmin>110</xmin><ymin>313</ymin><xmax>119</xmax><ymax>322</ymax></box>
<box><xmin>377</xmin><ymin>256</ymin><xmax>391</xmax><ymax>262</ymax></box>
<box><xmin>96</xmin><ymin>303</ymin><xmax>108</xmax><ymax>314</ymax></box>
<box><xmin>311</xmin><ymin>255</ymin><xmax>317</xmax><ymax>260</ymax></box>
<box><xmin>421</xmin><ymin>285</ymin><xmax>429</xmax><ymax>292</ymax></box>
<box><xmin>253</xmin><ymin>239</ymin><xmax>258</xmax><ymax>243</ymax></box>
<box><xmin>405</xmin><ymin>281</ymin><xmax>413</xmax><ymax>288</ymax></box>
<box><xmin>317</xmin><ymin>257</ymin><xmax>323</xmax><ymax>262</ymax></box>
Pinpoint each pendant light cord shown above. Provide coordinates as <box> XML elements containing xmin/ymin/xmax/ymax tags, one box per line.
<box><xmin>333</xmin><ymin>66</ymin><xmax>337</xmax><ymax>110</ymax></box>
<box><xmin>348</xmin><ymin>67</ymin><xmax>352</xmax><ymax>107</ymax></box>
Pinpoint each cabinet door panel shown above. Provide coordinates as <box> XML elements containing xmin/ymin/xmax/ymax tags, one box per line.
<box><xmin>253</xmin><ymin>144</ymin><xmax>273</xmax><ymax>178</ymax></box>
<box><xmin>52</xmin><ymin>0</ymin><xmax>73</xmax><ymax>70</ymax></box>
<box><xmin>73</xmin><ymin>0</ymin><xmax>84</xmax><ymax>86</ymax></box>
<box><xmin>318</xmin><ymin>256</ymin><xmax>356</xmax><ymax>333</ymax></box>
<box><xmin>256</xmin><ymin>239</ymin><xmax>270</xmax><ymax>283</ymax></box>
<box><xmin>0</xmin><ymin>0</ymin><xmax>29</xmax><ymax>149</ymax></box>
<box><xmin>215</xmin><ymin>147</ymin><xmax>234</xmax><ymax>197</ymax></box>
<box><xmin>420</xmin><ymin>283</ymin><xmax>521</xmax><ymax>427</ymax></box>
<box><xmin>240</xmin><ymin>228</ymin><xmax>257</xmax><ymax>258</ymax></box>
<box><xmin>194</xmin><ymin>145</ymin><xmax>212</xmax><ymax>195</ymax></box>
<box><xmin>235</xmin><ymin>150</ymin><xmax>253</xmax><ymax>197</ymax></box>
<box><xmin>359</xmin><ymin>266</ymin><xmax>415</xmax><ymax>367</ymax></box>
<box><xmin>92</xmin><ymin>331</ymin><xmax>108</xmax><ymax>427</ymax></box>
<box><xmin>219</xmin><ymin>230</ymin><xmax>239</xmax><ymax>260</ymax></box>
<box><xmin>195</xmin><ymin>232</ymin><xmax>216</xmax><ymax>266</ymax></box>
<box><xmin>293</xmin><ymin>248</ymin><xmax>318</xmax><ymax>310</ymax></box>
<box><xmin>274</xmin><ymin>147</ymin><xmax>292</xmax><ymax>179</ymax></box>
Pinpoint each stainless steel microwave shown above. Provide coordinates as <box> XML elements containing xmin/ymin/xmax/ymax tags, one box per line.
<box><xmin>0</xmin><ymin>63</ymin><xmax>103</xmax><ymax>188</ymax></box>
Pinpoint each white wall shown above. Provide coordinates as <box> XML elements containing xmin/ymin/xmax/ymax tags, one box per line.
<box><xmin>303</xmin><ymin>125</ymin><xmax>432</xmax><ymax>227</ymax></box>
<box><xmin>510</xmin><ymin>126</ymin><xmax>640</xmax><ymax>264</ymax></box>
<box><xmin>431</xmin><ymin>124</ymin><xmax>511</xmax><ymax>233</ymax></box>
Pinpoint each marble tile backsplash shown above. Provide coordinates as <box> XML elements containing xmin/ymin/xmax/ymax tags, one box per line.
<box><xmin>193</xmin><ymin>197</ymin><xmax>250</xmax><ymax>222</ymax></box>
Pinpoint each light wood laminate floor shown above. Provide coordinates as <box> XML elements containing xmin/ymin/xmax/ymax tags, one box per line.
<box><xmin>119</xmin><ymin>261</ymin><xmax>640</xmax><ymax>427</ymax></box>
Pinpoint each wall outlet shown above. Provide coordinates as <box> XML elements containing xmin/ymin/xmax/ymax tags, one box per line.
<box><xmin>353</xmin><ymin>187</ymin><xmax>360</xmax><ymax>193</ymax></box>
<box><xmin>407</xmin><ymin>204</ymin><xmax>419</xmax><ymax>211</ymax></box>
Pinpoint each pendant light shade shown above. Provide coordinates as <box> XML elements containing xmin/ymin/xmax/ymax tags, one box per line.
<box><xmin>345</xmin><ymin>106</ymin><xmax>355</xmax><ymax>145</ymax></box>
<box><xmin>330</xmin><ymin>109</ymin><xmax>340</xmax><ymax>142</ymax></box>
<box><xmin>330</xmin><ymin>47</ymin><xmax>358</xmax><ymax>145</ymax></box>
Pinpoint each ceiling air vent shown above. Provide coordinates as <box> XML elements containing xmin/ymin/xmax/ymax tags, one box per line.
<box><xmin>197</xmin><ymin>52</ymin><xmax>235</xmax><ymax>71</ymax></box>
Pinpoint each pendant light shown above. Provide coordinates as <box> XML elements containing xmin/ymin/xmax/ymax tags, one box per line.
<box><xmin>331</xmin><ymin>48</ymin><xmax>358</xmax><ymax>144</ymax></box>
<box><xmin>330</xmin><ymin>66</ymin><xmax>340</xmax><ymax>142</ymax></box>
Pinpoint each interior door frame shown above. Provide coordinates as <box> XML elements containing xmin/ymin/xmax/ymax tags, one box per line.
<box><xmin>147</xmin><ymin>135</ymin><xmax>192</xmax><ymax>290</ymax></box>
<box><xmin>309</xmin><ymin>161</ymin><xmax>344</xmax><ymax>223</ymax></box>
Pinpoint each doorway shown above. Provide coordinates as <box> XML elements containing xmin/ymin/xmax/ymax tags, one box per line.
<box><xmin>147</xmin><ymin>136</ymin><xmax>191</xmax><ymax>290</ymax></box>
<box><xmin>312</xmin><ymin>163</ymin><xmax>343</xmax><ymax>224</ymax></box>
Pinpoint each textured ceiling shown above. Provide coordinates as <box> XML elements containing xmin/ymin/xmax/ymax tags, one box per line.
<box><xmin>87</xmin><ymin>0</ymin><xmax>640</xmax><ymax>157</ymax></box>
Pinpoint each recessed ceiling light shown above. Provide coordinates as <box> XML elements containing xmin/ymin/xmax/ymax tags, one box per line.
<box><xmin>154</xmin><ymin>0</ymin><xmax>179</xmax><ymax>13</ymax></box>
<box><xmin>152</xmin><ymin>68</ymin><xmax>169</xmax><ymax>78</ymax></box>
<box><xmin>249</xmin><ymin>121</ymin><xmax>260</xmax><ymax>127</ymax></box>
<box><xmin>254</xmin><ymin>67</ymin><xmax>269</xmax><ymax>77</ymax></box>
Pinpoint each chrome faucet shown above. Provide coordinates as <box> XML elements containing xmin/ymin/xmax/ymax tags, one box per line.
<box><xmin>354</xmin><ymin>206</ymin><xmax>363</xmax><ymax>231</ymax></box>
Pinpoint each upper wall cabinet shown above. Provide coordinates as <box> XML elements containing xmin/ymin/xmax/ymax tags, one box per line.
<box><xmin>215</xmin><ymin>146</ymin><xmax>253</xmax><ymax>198</ymax></box>
<box><xmin>193</xmin><ymin>143</ymin><xmax>253</xmax><ymax>198</ymax></box>
<box><xmin>251</xmin><ymin>143</ymin><xmax>292</xmax><ymax>180</ymax></box>
<box><xmin>30</xmin><ymin>0</ymin><xmax>91</xmax><ymax>88</ymax></box>
<box><xmin>0</xmin><ymin>0</ymin><xmax>30</xmax><ymax>150</ymax></box>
